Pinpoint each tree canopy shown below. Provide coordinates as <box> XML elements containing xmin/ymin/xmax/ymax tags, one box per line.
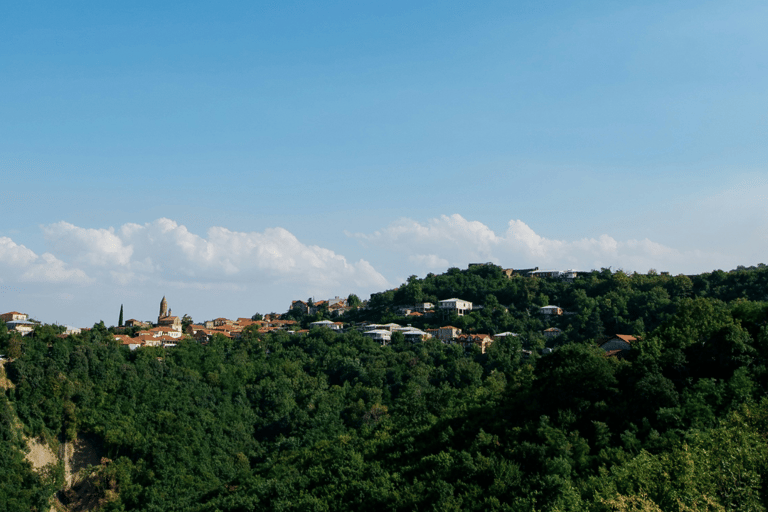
<box><xmin>2</xmin><ymin>263</ymin><xmax>768</xmax><ymax>510</ymax></box>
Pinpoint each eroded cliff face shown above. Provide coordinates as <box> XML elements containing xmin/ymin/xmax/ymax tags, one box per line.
<box><xmin>3</xmin><ymin>360</ymin><xmax>112</xmax><ymax>512</ymax></box>
<box><xmin>0</xmin><ymin>360</ymin><xmax>14</xmax><ymax>391</ymax></box>
<box><xmin>60</xmin><ymin>436</ymin><xmax>104</xmax><ymax>488</ymax></box>
<box><xmin>57</xmin><ymin>436</ymin><xmax>117</xmax><ymax>511</ymax></box>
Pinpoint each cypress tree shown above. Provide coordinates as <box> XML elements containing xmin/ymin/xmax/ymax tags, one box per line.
<box><xmin>119</xmin><ymin>304</ymin><xmax>124</xmax><ymax>327</ymax></box>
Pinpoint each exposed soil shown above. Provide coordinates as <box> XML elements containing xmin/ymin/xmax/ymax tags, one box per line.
<box><xmin>4</xmin><ymin>360</ymin><xmax>112</xmax><ymax>511</ymax></box>
<box><xmin>25</xmin><ymin>436</ymin><xmax>58</xmax><ymax>470</ymax></box>
<box><xmin>56</xmin><ymin>434</ymin><xmax>112</xmax><ymax>511</ymax></box>
<box><xmin>61</xmin><ymin>435</ymin><xmax>104</xmax><ymax>487</ymax></box>
<box><xmin>0</xmin><ymin>360</ymin><xmax>14</xmax><ymax>389</ymax></box>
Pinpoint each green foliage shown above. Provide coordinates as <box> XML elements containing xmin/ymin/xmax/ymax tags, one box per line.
<box><xmin>2</xmin><ymin>264</ymin><xmax>768</xmax><ymax>510</ymax></box>
<box><xmin>347</xmin><ymin>294</ymin><xmax>362</xmax><ymax>308</ymax></box>
<box><xmin>0</xmin><ymin>394</ymin><xmax>61</xmax><ymax>511</ymax></box>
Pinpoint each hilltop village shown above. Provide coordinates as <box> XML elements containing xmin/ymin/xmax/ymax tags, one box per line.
<box><xmin>3</xmin><ymin>264</ymin><xmax>643</xmax><ymax>358</ymax></box>
<box><xmin>3</xmin><ymin>262</ymin><xmax>768</xmax><ymax>511</ymax></box>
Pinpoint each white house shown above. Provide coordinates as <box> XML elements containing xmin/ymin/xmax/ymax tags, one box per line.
<box><xmin>149</xmin><ymin>327</ymin><xmax>182</xmax><ymax>339</ymax></box>
<box><xmin>1</xmin><ymin>311</ymin><xmax>28</xmax><ymax>323</ymax></box>
<box><xmin>6</xmin><ymin>320</ymin><xmax>34</xmax><ymax>336</ymax></box>
<box><xmin>438</xmin><ymin>298</ymin><xmax>473</xmax><ymax>316</ymax></box>
<box><xmin>402</xmin><ymin>329</ymin><xmax>431</xmax><ymax>343</ymax></box>
<box><xmin>392</xmin><ymin>326</ymin><xmax>432</xmax><ymax>342</ymax></box>
<box><xmin>363</xmin><ymin>329</ymin><xmax>392</xmax><ymax>345</ymax></box>
<box><xmin>539</xmin><ymin>305</ymin><xmax>563</xmax><ymax>316</ymax></box>
<box><xmin>530</xmin><ymin>269</ymin><xmax>579</xmax><ymax>280</ymax></box>
<box><xmin>413</xmin><ymin>302</ymin><xmax>434</xmax><ymax>313</ymax></box>
<box><xmin>119</xmin><ymin>339</ymin><xmax>142</xmax><ymax>351</ymax></box>
<box><xmin>530</xmin><ymin>270</ymin><xmax>562</xmax><ymax>278</ymax></box>
<box><xmin>310</xmin><ymin>320</ymin><xmax>343</xmax><ymax>331</ymax></box>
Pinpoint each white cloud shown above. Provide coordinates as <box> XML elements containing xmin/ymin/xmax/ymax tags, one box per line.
<box><xmin>43</xmin><ymin>221</ymin><xmax>133</xmax><ymax>267</ymax></box>
<box><xmin>0</xmin><ymin>237</ymin><xmax>38</xmax><ymax>267</ymax></box>
<box><xmin>40</xmin><ymin>218</ymin><xmax>389</xmax><ymax>293</ymax></box>
<box><xmin>3</xmin><ymin>213</ymin><xmax>743</xmax><ymax>327</ymax></box>
<box><xmin>21</xmin><ymin>253</ymin><xmax>91</xmax><ymax>284</ymax></box>
<box><xmin>354</xmin><ymin>214</ymin><xmax>726</xmax><ymax>274</ymax></box>
<box><xmin>409</xmin><ymin>254</ymin><xmax>450</xmax><ymax>269</ymax></box>
<box><xmin>0</xmin><ymin>236</ymin><xmax>90</xmax><ymax>284</ymax></box>
<box><xmin>356</xmin><ymin>215</ymin><xmax>502</xmax><ymax>263</ymax></box>
<box><xmin>1</xmin><ymin>219</ymin><xmax>392</xmax><ymax>327</ymax></box>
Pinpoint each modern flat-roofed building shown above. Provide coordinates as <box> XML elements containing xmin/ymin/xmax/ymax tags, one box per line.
<box><xmin>364</xmin><ymin>329</ymin><xmax>392</xmax><ymax>345</ymax></box>
<box><xmin>6</xmin><ymin>320</ymin><xmax>34</xmax><ymax>336</ymax></box>
<box><xmin>438</xmin><ymin>298</ymin><xmax>472</xmax><ymax>316</ymax></box>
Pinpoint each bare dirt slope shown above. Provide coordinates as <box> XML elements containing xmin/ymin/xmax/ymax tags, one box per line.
<box><xmin>61</xmin><ymin>435</ymin><xmax>104</xmax><ymax>487</ymax></box>
<box><xmin>0</xmin><ymin>360</ymin><xmax>14</xmax><ymax>389</ymax></box>
<box><xmin>25</xmin><ymin>436</ymin><xmax>59</xmax><ymax>470</ymax></box>
<box><xmin>3</xmin><ymin>359</ymin><xmax>112</xmax><ymax>511</ymax></box>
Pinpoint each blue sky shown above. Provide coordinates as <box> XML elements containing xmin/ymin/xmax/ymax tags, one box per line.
<box><xmin>1</xmin><ymin>1</ymin><xmax>767</xmax><ymax>326</ymax></box>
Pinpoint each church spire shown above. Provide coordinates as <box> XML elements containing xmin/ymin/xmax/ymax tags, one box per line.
<box><xmin>160</xmin><ymin>296</ymin><xmax>168</xmax><ymax>318</ymax></box>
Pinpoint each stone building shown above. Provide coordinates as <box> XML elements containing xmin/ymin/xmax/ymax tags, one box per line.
<box><xmin>157</xmin><ymin>296</ymin><xmax>182</xmax><ymax>332</ymax></box>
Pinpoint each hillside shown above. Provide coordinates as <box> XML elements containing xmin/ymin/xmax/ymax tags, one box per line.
<box><xmin>2</xmin><ymin>264</ymin><xmax>768</xmax><ymax>511</ymax></box>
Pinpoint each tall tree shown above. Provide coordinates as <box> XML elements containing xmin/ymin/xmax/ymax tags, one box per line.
<box><xmin>347</xmin><ymin>293</ymin><xmax>362</xmax><ymax>308</ymax></box>
<box><xmin>182</xmin><ymin>314</ymin><xmax>193</xmax><ymax>331</ymax></box>
<box><xmin>118</xmin><ymin>304</ymin><xmax>124</xmax><ymax>327</ymax></box>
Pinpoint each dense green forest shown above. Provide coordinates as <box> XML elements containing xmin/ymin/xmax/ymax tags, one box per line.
<box><xmin>2</xmin><ymin>264</ymin><xmax>768</xmax><ymax>511</ymax></box>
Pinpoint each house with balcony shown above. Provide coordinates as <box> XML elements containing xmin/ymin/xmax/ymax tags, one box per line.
<box><xmin>400</xmin><ymin>328</ymin><xmax>431</xmax><ymax>343</ymax></box>
<box><xmin>1</xmin><ymin>311</ymin><xmax>28</xmax><ymax>322</ymax></box>
<box><xmin>6</xmin><ymin>320</ymin><xmax>34</xmax><ymax>336</ymax></box>
<box><xmin>413</xmin><ymin>302</ymin><xmax>434</xmax><ymax>313</ymax></box>
<box><xmin>438</xmin><ymin>298</ymin><xmax>473</xmax><ymax>316</ymax></box>
<box><xmin>310</xmin><ymin>320</ymin><xmax>343</xmax><ymax>331</ymax></box>
<box><xmin>539</xmin><ymin>305</ymin><xmax>563</xmax><ymax>316</ymax></box>
<box><xmin>530</xmin><ymin>269</ymin><xmax>579</xmax><ymax>280</ymax></box>
<box><xmin>363</xmin><ymin>329</ymin><xmax>392</xmax><ymax>345</ymax></box>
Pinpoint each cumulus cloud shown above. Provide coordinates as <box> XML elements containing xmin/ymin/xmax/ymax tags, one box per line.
<box><xmin>409</xmin><ymin>254</ymin><xmax>450</xmax><ymax>269</ymax></box>
<box><xmin>0</xmin><ymin>237</ymin><xmax>38</xmax><ymax>267</ymax></box>
<box><xmin>21</xmin><ymin>253</ymin><xmax>91</xmax><ymax>284</ymax></box>
<box><xmin>43</xmin><ymin>222</ymin><xmax>133</xmax><ymax>267</ymax></box>
<box><xmin>39</xmin><ymin>218</ymin><xmax>389</xmax><ymax>293</ymax></box>
<box><xmin>0</xmin><ymin>214</ymin><xmax>741</xmax><ymax>327</ymax></box>
<box><xmin>0</xmin><ymin>236</ymin><xmax>90</xmax><ymax>284</ymax></box>
<box><xmin>354</xmin><ymin>214</ymin><xmax>725</xmax><ymax>274</ymax></box>
<box><xmin>1</xmin><ymin>219</ymin><xmax>393</xmax><ymax>325</ymax></box>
